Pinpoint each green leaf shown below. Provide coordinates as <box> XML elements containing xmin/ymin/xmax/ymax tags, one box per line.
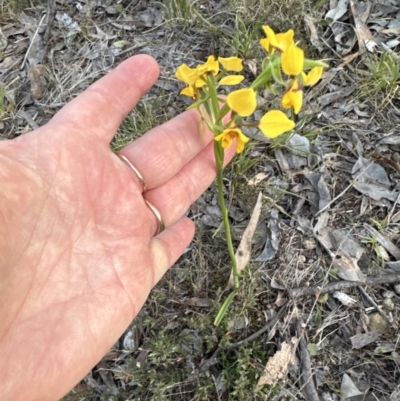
<box><xmin>113</xmin><ymin>40</ymin><xmax>129</xmax><ymax>48</ymax></box>
<box><xmin>307</xmin><ymin>343</ymin><xmax>318</xmax><ymax>356</ymax></box>
<box><xmin>214</xmin><ymin>290</ymin><xmax>237</xmax><ymax>326</ymax></box>
<box><xmin>303</xmin><ymin>59</ymin><xmax>329</xmax><ymax>69</ymax></box>
<box><xmin>80</xmin><ymin>25</ymin><xmax>89</xmax><ymax>36</ymax></box>
<box><xmin>318</xmin><ymin>293</ymin><xmax>329</xmax><ymax>303</ymax></box>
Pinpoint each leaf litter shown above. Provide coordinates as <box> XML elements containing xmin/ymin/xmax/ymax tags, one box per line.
<box><xmin>2</xmin><ymin>0</ymin><xmax>400</xmax><ymax>400</ymax></box>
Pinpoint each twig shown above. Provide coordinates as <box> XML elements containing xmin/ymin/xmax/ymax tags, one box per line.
<box><xmin>41</xmin><ymin>0</ymin><xmax>57</xmax><ymax>64</ymax></box>
<box><xmin>357</xmin><ymin>285</ymin><xmax>391</xmax><ymax>322</ymax></box>
<box><xmin>297</xmin><ymin>320</ymin><xmax>319</xmax><ymax>401</ymax></box>
<box><xmin>289</xmin><ymin>273</ymin><xmax>400</xmax><ymax>298</ymax></box>
<box><xmin>363</xmin><ymin>223</ymin><xmax>400</xmax><ymax>260</ymax></box>
<box><xmin>17</xmin><ymin>110</ymin><xmax>39</xmax><ymax>130</ymax></box>
<box><xmin>21</xmin><ymin>13</ymin><xmax>47</xmax><ymax>70</ymax></box>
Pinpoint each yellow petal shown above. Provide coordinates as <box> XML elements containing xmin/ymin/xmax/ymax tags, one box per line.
<box><xmin>303</xmin><ymin>66</ymin><xmax>323</xmax><ymax>86</ymax></box>
<box><xmin>215</xmin><ymin>131</ymin><xmax>233</xmax><ymax>150</ymax></box>
<box><xmin>263</xmin><ymin>26</ymin><xmax>278</xmax><ymax>48</ymax></box>
<box><xmin>197</xmin><ymin>55</ymin><xmax>219</xmax><ymax>75</ymax></box>
<box><xmin>275</xmin><ymin>30</ymin><xmax>295</xmax><ymax>52</ymax></box>
<box><xmin>194</xmin><ymin>78</ymin><xmax>206</xmax><ymax>88</ymax></box>
<box><xmin>234</xmin><ymin>129</ymin><xmax>250</xmax><ymax>153</ymax></box>
<box><xmin>219</xmin><ymin>75</ymin><xmax>244</xmax><ymax>85</ymax></box>
<box><xmin>180</xmin><ymin>86</ymin><xmax>196</xmax><ymax>98</ymax></box>
<box><xmin>176</xmin><ymin>64</ymin><xmax>199</xmax><ymax>85</ymax></box>
<box><xmin>260</xmin><ymin>37</ymin><xmax>270</xmax><ymax>53</ymax></box>
<box><xmin>259</xmin><ymin>110</ymin><xmax>295</xmax><ymax>138</ymax></box>
<box><xmin>227</xmin><ymin>88</ymin><xmax>257</xmax><ymax>117</ymax></box>
<box><xmin>215</xmin><ymin>128</ymin><xmax>249</xmax><ymax>153</ymax></box>
<box><xmin>218</xmin><ymin>56</ymin><xmax>243</xmax><ymax>72</ymax></box>
<box><xmin>281</xmin><ymin>44</ymin><xmax>304</xmax><ymax>76</ymax></box>
<box><xmin>281</xmin><ymin>80</ymin><xmax>303</xmax><ymax>114</ymax></box>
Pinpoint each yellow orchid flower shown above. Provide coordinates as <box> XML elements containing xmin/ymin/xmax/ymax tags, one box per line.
<box><xmin>258</xmin><ymin>110</ymin><xmax>295</xmax><ymax>138</ymax></box>
<box><xmin>302</xmin><ymin>66</ymin><xmax>323</xmax><ymax>86</ymax></box>
<box><xmin>227</xmin><ymin>88</ymin><xmax>257</xmax><ymax>117</ymax></box>
<box><xmin>175</xmin><ymin>63</ymin><xmax>200</xmax><ymax>85</ymax></box>
<box><xmin>281</xmin><ymin>79</ymin><xmax>303</xmax><ymax>114</ymax></box>
<box><xmin>281</xmin><ymin>44</ymin><xmax>304</xmax><ymax>76</ymax></box>
<box><xmin>260</xmin><ymin>26</ymin><xmax>294</xmax><ymax>54</ymax></box>
<box><xmin>218</xmin><ymin>56</ymin><xmax>243</xmax><ymax>72</ymax></box>
<box><xmin>215</xmin><ymin>127</ymin><xmax>250</xmax><ymax>153</ymax></box>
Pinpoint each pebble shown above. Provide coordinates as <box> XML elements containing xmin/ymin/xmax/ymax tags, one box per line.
<box><xmin>383</xmin><ymin>290</ymin><xmax>395</xmax><ymax>299</ymax></box>
<box><xmin>303</xmin><ymin>238</ymin><xmax>316</xmax><ymax>250</ymax></box>
<box><xmin>383</xmin><ymin>298</ymin><xmax>395</xmax><ymax>311</ymax></box>
<box><xmin>394</xmin><ymin>284</ymin><xmax>400</xmax><ymax>296</ymax></box>
<box><xmin>368</xmin><ymin>313</ymin><xmax>389</xmax><ymax>333</ymax></box>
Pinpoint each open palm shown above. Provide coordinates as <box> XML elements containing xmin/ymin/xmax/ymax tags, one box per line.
<box><xmin>0</xmin><ymin>55</ymin><xmax>233</xmax><ymax>401</ymax></box>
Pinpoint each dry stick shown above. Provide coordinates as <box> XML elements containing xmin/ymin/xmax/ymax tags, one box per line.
<box><xmin>289</xmin><ymin>273</ymin><xmax>400</xmax><ymax>298</ymax></box>
<box><xmin>21</xmin><ymin>13</ymin><xmax>47</xmax><ymax>70</ymax></box>
<box><xmin>357</xmin><ymin>285</ymin><xmax>392</xmax><ymax>322</ymax></box>
<box><xmin>297</xmin><ymin>320</ymin><xmax>319</xmax><ymax>401</ymax></box>
<box><xmin>41</xmin><ymin>0</ymin><xmax>57</xmax><ymax>64</ymax></box>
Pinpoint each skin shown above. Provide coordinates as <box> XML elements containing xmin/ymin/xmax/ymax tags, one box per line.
<box><xmin>0</xmin><ymin>55</ymin><xmax>234</xmax><ymax>401</ymax></box>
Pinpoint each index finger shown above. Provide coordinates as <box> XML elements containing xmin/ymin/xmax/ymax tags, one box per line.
<box><xmin>50</xmin><ymin>54</ymin><xmax>160</xmax><ymax>143</ymax></box>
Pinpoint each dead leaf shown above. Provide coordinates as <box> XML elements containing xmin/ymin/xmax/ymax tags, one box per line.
<box><xmin>352</xmin><ymin>156</ymin><xmax>400</xmax><ymax>201</ymax></box>
<box><xmin>326</xmin><ymin>0</ymin><xmax>349</xmax><ymax>21</ymax></box>
<box><xmin>390</xmin><ymin>389</ymin><xmax>400</xmax><ymax>401</ymax></box>
<box><xmin>185</xmin><ymin>297</ymin><xmax>213</xmax><ymax>308</ymax></box>
<box><xmin>363</xmin><ymin>223</ymin><xmax>400</xmax><ymax>260</ymax></box>
<box><xmin>255</xmin><ymin>208</ymin><xmax>280</xmax><ymax>262</ymax></box>
<box><xmin>332</xmin><ymin>291</ymin><xmax>357</xmax><ymax>307</ymax></box>
<box><xmin>341</xmin><ymin>373</ymin><xmax>364</xmax><ymax>399</ymax></box>
<box><xmin>350</xmin><ymin>331</ymin><xmax>380</xmax><ymax>349</ymax></box>
<box><xmin>226</xmin><ymin>192</ymin><xmax>263</xmax><ymax>289</ymax></box>
<box><xmin>247</xmin><ymin>172</ymin><xmax>268</xmax><ymax>186</ymax></box>
<box><xmin>350</xmin><ymin>0</ymin><xmax>377</xmax><ymax>52</ymax></box>
<box><xmin>304</xmin><ymin>14</ymin><xmax>324</xmax><ymax>52</ymax></box>
<box><xmin>257</xmin><ymin>337</ymin><xmax>299</xmax><ymax>387</ymax></box>
<box><xmin>317</xmin><ymin>228</ymin><xmax>366</xmax><ymax>282</ymax></box>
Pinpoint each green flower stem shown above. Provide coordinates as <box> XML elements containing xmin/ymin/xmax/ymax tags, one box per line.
<box><xmin>214</xmin><ymin>141</ymin><xmax>239</xmax><ymax>290</ymax></box>
<box><xmin>205</xmin><ymin>77</ymin><xmax>240</xmax><ymax>326</ymax></box>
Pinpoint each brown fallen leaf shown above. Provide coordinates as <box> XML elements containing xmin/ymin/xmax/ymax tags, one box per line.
<box><xmin>257</xmin><ymin>337</ymin><xmax>299</xmax><ymax>387</ymax></box>
<box><xmin>304</xmin><ymin>14</ymin><xmax>324</xmax><ymax>52</ymax></box>
<box><xmin>350</xmin><ymin>0</ymin><xmax>377</xmax><ymax>52</ymax></box>
<box><xmin>226</xmin><ymin>192</ymin><xmax>263</xmax><ymax>290</ymax></box>
<box><xmin>185</xmin><ymin>297</ymin><xmax>213</xmax><ymax>308</ymax></box>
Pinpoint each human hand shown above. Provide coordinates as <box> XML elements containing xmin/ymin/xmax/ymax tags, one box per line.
<box><xmin>0</xmin><ymin>55</ymin><xmax>234</xmax><ymax>401</ymax></box>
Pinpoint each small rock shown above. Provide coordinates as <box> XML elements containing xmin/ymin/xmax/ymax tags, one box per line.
<box><xmin>368</xmin><ymin>313</ymin><xmax>389</xmax><ymax>333</ymax></box>
<box><xmin>383</xmin><ymin>298</ymin><xmax>395</xmax><ymax>311</ymax></box>
<box><xmin>383</xmin><ymin>290</ymin><xmax>395</xmax><ymax>299</ymax></box>
<box><xmin>303</xmin><ymin>238</ymin><xmax>316</xmax><ymax>250</ymax></box>
<box><xmin>286</xmin><ymin>134</ymin><xmax>310</xmax><ymax>156</ymax></box>
<box><xmin>298</xmin><ymin>254</ymin><xmax>306</xmax><ymax>263</ymax></box>
<box><xmin>122</xmin><ymin>326</ymin><xmax>138</xmax><ymax>351</ymax></box>
<box><xmin>27</xmin><ymin>64</ymin><xmax>49</xmax><ymax>100</ymax></box>
<box><xmin>394</xmin><ymin>284</ymin><xmax>400</xmax><ymax>295</ymax></box>
<box><xmin>227</xmin><ymin>316</ymin><xmax>249</xmax><ymax>332</ymax></box>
